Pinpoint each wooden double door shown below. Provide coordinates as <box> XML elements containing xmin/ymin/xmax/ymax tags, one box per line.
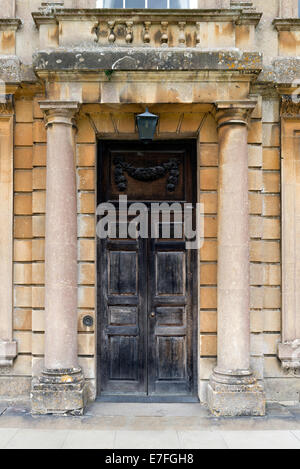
<box><xmin>97</xmin><ymin>141</ymin><xmax>198</xmax><ymax>401</ymax></box>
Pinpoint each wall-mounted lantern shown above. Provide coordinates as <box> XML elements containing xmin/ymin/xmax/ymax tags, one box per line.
<box><xmin>136</xmin><ymin>108</ymin><xmax>159</xmax><ymax>144</ymax></box>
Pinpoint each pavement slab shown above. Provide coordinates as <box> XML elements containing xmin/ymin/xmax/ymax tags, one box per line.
<box><xmin>178</xmin><ymin>430</ymin><xmax>228</xmax><ymax>449</ymax></box>
<box><xmin>114</xmin><ymin>430</ymin><xmax>180</xmax><ymax>449</ymax></box>
<box><xmin>0</xmin><ymin>429</ymin><xmax>19</xmax><ymax>449</ymax></box>
<box><xmin>0</xmin><ymin>402</ymin><xmax>300</xmax><ymax>448</ymax></box>
<box><xmin>221</xmin><ymin>430</ymin><xmax>300</xmax><ymax>450</ymax></box>
<box><xmin>62</xmin><ymin>430</ymin><xmax>116</xmax><ymax>449</ymax></box>
<box><xmin>4</xmin><ymin>429</ymin><xmax>69</xmax><ymax>450</ymax></box>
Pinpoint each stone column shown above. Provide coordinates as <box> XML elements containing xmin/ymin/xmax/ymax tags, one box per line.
<box><xmin>207</xmin><ymin>101</ymin><xmax>265</xmax><ymax>417</ymax></box>
<box><xmin>31</xmin><ymin>101</ymin><xmax>87</xmax><ymax>415</ymax></box>
<box><xmin>278</xmin><ymin>98</ymin><xmax>300</xmax><ymax>370</ymax></box>
<box><xmin>0</xmin><ymin>95</ymin><xmax>17</xmax><ymax>366</ymax></box>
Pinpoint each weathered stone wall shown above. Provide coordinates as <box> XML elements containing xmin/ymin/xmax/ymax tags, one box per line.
<box><xmin>0</xmin><ymin>0</ymin><xmax>300</xmax><ymax>408</ymax></box>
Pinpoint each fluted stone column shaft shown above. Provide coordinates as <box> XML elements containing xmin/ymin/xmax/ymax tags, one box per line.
<box><xmin>207</xmin><ymin>101</ymin><xmax>265</xmax><ymax>417</ymax></box>
<box><xmin>31</xmin><ymin>101</ymin><xmax>87</xmax><ymax>415</ymax></box>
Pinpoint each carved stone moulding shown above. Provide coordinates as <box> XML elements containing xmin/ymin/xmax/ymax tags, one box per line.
<box><xmin>0</xmin><ymin>18</ymin><xmax>22</xmax><ymax>32</ymax></box>
<box><xmin>0</xmin><ymin>340</ymin><xmax>17</xmax><ymax>367</ymax></box>
<box><xmin>273</xmin><ymin>18</ymin><xmax>300</xmax><ymax>32</ymax></box>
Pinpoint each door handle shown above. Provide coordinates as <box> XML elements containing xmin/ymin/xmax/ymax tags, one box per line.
<box><xmin>150</xmin><ymin>312</ymin><xmax>155</xmax><ymax>318</ymax></box>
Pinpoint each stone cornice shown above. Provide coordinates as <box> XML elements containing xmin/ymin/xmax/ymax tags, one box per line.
<box><xmin>32</xmin><ymin>8</ymin><xmax>262</xmax><ymax>27</ymax></box>
<box><xmin>0</xmin><ymin>18</ymin><xmax>22</xmax><ymax>31</ymax></box>
<box><xmin>281</xmin><ymin>95</ymin><xmax>300</xmax><ymax>119</ymax></box>
<box><xmin>262</xmin><ymin>58</ymin><xmax>300</xmax><ymax>87</ymax></box>
<box><xmin>33</xmin><ymin>49</ymin><xmax>262</xmax><ymax>74</ymax></box>
<box><xmin>273</xmin><ymin>18</ymin><xmax>300</xmax><ymax>31</ymax></box>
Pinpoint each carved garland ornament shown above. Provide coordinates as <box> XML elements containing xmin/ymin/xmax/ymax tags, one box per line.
<box><xmin>113</xmin><ymin>156</ymin><xmax>181</xmax><ymax>192</ymax></box>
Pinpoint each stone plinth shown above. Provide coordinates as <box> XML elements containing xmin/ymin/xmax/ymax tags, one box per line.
<box><xmin>208</xmin><ymin>370</ymin><xmax>265</xmax><ymax>417</ymax></box>
<box><xmin>31</xmin><ymin>369</ymin><xmax>88</xmax><ymax>416</ymax></box>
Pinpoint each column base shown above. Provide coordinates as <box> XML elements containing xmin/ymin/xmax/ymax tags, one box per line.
<box><xmin>207</xmin><ymin>369</ymin><xmax>266</xmax><ymax>417</ymax></box>
<box><xmin>31</xmin><ymin>368</ymin><xmax>88</xmax><ymax>416</ymax></box>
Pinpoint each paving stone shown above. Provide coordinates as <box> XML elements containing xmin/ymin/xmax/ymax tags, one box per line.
<box><xmin>290</xmin><ymin>430</ymin><xmax>300</xmax><ymax>442</ymax></box>
<box><xmin>115</xmin><ymin>430</ymin><xmax>180</xmax><ymax>449</ymax></box>
<box><xmin>221</xmin><ymin>430</ymin><xmax>300</xmax><ymax>449</ymax></box>
<box><xmin>2</xmin><ymin>402</ymin><xmax>300</xmax><ymax>448</ymax></box>
<box><xmin>0</xmin><ymin>406</ymin><xmax>30</xmax><ymax>417</ymax></box>
<box><xmin>0</xmin><ymin>429</ymin><xmax>18</xmax><ymax>449</ymax></box>
<box><xmin>62</xmin><ymin>430</ymin><xmax>115</xmax><ymax>449</ymax></box>
<box><xmin>5</xmin><ymin>429</ymin><xmax>69</xmax><ymax>449</ymax></box>
<box><xmin>178</xmin><ymin>431</ymin><xmax>228</xmax><ymax>449</ymax></box>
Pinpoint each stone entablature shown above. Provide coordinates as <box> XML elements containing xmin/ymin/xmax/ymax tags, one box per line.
<box><xmin>32</xmin><ymin>8</ymin><xmax>261</xmax><ymax>51</ymax></box>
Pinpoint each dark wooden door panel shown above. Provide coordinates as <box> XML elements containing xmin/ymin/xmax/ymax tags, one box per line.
<box><xmin>155</xmin><ymin>251</ymin><xmax>186</xmax><ymax>296</ymax></box>
<box><xmin>97</xmin><ymin>141</ymin><xmax>197</xmax><ymax>400</ymax></box>
<box><xmin>148</xmin><ymin>239</ymin><xmax>193</xmax><ymax>396</ymax></box>
<box><xmin>98</xmin><ymin>237</ymin><xmax>147</xmax><ymax>395</ymax></box>
<box><xmin>109</xmin><ymin>251</ymin><xmax>138</xmax><ymax>295</ymax></box>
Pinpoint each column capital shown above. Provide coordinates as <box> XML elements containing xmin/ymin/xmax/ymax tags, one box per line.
<box><xmin>0</xmin><ymin>94</ymin><xmax>14</xmax><ymax>117</ymax></box>
<box><xmin>39</xmin><ymin>100</ymin><xmax>80</xmax><ymax>128</ymax></box>
<box><xmin>280</xmin><ymin>95</ymin><xmax>300</xmax><ymax>119</ymax></box>
<box><xmin>213</xmin><ymin>100</ymin><xmax>257</xmax><ymax>128</ymax></box>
